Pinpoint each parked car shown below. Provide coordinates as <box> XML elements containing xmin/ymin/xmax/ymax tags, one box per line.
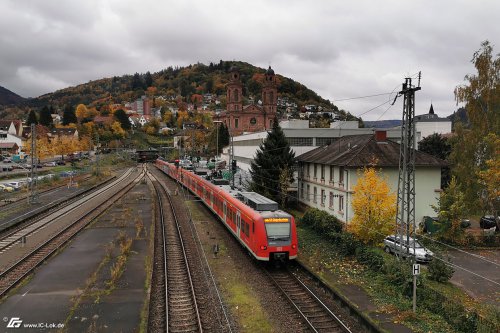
<box><xmin>1</xmin><ymin>166</ymin><xmax>13</xmax><ymax>172</ymax></box>
<box><xmin>3</xmin><ymin>157</ymin><xmax>12</xmax><ymax>163</ymax></box>
<box><xmin>0</xmin><ymin>184</ymin><xmax>14</xmax><ymax>192</ymax></box>
<box><xmin>480</xmin><ymin>215</ymin><xmax>498</xmax><ymax>229</ymax></box>
<box><xmin>6</xmin><ymin>181</ymin><xmax>23</xmax><ymax>190</ymax></box>
<box><xmin>383</xmin><ymin>235</ymin><xmax>434</xmax><ymax>263</ymax></box>
<box><xmin>44</xmin><ymin>161</ymin><xmax>57</xmax><ymax>167</ymax></box>
<box><xmin>56</xmin><ymin>160</ymin><xmax>66</xmax><ymax>165</ymax></box>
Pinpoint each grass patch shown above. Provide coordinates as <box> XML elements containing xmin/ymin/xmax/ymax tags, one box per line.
<box><xmin>226</xmin><ymin>283</ymin><xmax>273</xmax><ymax>332</ymax></box>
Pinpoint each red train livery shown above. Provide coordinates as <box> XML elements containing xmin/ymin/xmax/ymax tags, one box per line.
<box><xmin>155</xmin><ymin>159</ymin><xmax>298</xmax><ymax>261</ymax></box>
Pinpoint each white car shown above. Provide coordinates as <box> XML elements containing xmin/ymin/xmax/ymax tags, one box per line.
<box><xmin>6</xmin><ymin>181</ymin><xmax>23</xmax><ymax>190</ymax></box>
<box><xmin>383</xmin><ymin>235</ymin><xmax>434</xmax><ymax>263</ymax></box>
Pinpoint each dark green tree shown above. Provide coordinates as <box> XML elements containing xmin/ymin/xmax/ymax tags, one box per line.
<box><xmin>419</xmin><ymin>133</ymin><xmax>452</xmax><ymax>187</ymax></box>
<box><xmin>418</xmin><ymin>133</ymin><xmax>451</xmax><ymax>160</ymax></box>
<box><xmin>131</xmin><ymin>72</ymin><xmax>143</xmax><ymax>90</ymax></box>
<box><xmin>27</xmin><ymin>110</ymin><xmax>38</xmax><ymax>125</ymax></box>
<box><xmin>145</xmin><ymin>71</ymin><xmax>153</xmax><ymax>87</ymax></box>
<box><xmin>114</xmin><ymin>109</ymin><xmax>131</xmax><ymax>130</ymax></box>
<box><xmin>220</xmin><ymin>123</ymin><xmax>230</xmax><ymax>148</ymax></box>
<box><xmin>39</xmin><ymin>106</ymin><xmax>53</xmax><ymax>127</ymax></box>
<box><xmin>250</xmin><ymin>117</ymin><xmax>296</xmax><ymax>205</ymax></box>
<box><xmin>62</xmin><ymin>105</ymin><xmax>77</xmax><ymax>125</ymax></box>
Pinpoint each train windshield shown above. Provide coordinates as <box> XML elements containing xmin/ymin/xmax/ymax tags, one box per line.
<box><xmin>265</xmin><ymin>222</ymin><xmax>290</xmax><ymax>241</ymax></box>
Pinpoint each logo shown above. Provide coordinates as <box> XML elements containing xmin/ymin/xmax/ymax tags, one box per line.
<box><xmin>7</xmin><ymin>317</ymin><xmax>22</xmax><ymax>328</ymax></box>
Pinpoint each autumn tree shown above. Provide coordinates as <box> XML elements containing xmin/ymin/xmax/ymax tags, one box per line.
<box><xmin>111</xmin><ymin>121</ymin><xmax>126</xmax><ymax>139</ymax></box>
<box><xmin>349</xmin><ymin>167</ymin><xmax>397</xmax><ymax>245</ymax></box>
<box><xmin>75</xmin><ymin>104</ymin><xmax>88</xmax><ymax>123</ymax></box>
<box><xmin>39</xmin><ymin>106</ymin><xmax>53</xmax><ymax>127</ymax></box>
<box><xmin>433</xmin><ymin>177</ymin><xmax>468</xmax><ymax>243</ymax></box>
<box><xmin>250</xmin><ymin>117</ymin><xmax>295</xmax><ymax>205</ymax></box>
<box><xmin>451</xmin><ymin>41</ymin><xmax>499</xmax><ymax>212</ymax></box>
<box><xmin>62</xmin><ymin>105</ymin><xmax>77</xmax><ymax>125</ymax></box>
<box><xmin>27</xmin><ymin>110</ymin><xmax>38</xmax><ymax>125</ymax></box>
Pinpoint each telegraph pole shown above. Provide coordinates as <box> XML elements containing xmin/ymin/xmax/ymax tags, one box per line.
<box><xmin>395</xmin><ymin>73</ymin><xmax>421</xmax><ymax>313</ymax></box>
<box><xmin>29</xmin><ymin>123</ymin><xmax>39</xmax><ymax>204</ymax></box>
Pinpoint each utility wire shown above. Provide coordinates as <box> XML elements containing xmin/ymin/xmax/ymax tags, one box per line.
<box><xmin>333</xmin><ymin>92</ymin><xmax>394</xmax><ymax>102</ymax></box>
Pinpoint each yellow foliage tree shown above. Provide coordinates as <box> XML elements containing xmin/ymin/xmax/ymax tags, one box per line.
<box><xmin>75</xmin><ymin>104</ymin><xmax>88</xmax><ymax>122</ymax></box>
<box><xmin>111</xmin><ymin>121</ymin><xmax>126</xmax><ymax>138</ymax></box>
<box><xmin>349</xmin><ymin>167</ymin><xmax>397</xmax><ymax>245</ymax></box>
<box><xmin>53</xmin><ymin>136</ymin><xmax>78</xmax><ymax>160</ymax></box>
<box><xmin>24</xmin><ymin>137</ymin><xmax>53</xmax><ymax>162</ymax></box>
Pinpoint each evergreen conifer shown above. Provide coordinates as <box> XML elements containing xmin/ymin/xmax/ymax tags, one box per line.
<box><xmin>250</xmin><ymin>117</ymin><xmax>295</xmax><ymax>205</ymax></box>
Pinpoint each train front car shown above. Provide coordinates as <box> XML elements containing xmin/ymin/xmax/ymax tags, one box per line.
<box><xmin>237</xmin><ymin>192</ymin><xmax>298</xmax><ymax>262</ymax></box>
<box><xmin>258</xmin><ymin>212</ymin><xmax>298</xmax><ymax>262</ymax></box>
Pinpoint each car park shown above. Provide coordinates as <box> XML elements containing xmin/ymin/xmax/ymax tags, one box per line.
<box><xmin>480</xmin><ymin>215</ymin><xmax>498</xmax><ymax>229</ymax></box>
<box><xmin>383</xmin><ymin>235</ymin><xmax>434</xmax><ymax>263</ymax></box>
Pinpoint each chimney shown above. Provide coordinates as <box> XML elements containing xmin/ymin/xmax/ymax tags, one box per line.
<box><xmin>375</xmin><ymin>130</ymin><xmax>387</xmax><ymax>142</ymax></box>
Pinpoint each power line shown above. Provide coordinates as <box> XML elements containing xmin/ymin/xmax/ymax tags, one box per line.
<box><xmin>332</xmin><ymin>92</ymin><xmax>394</xmax><ymax>102</ymax></box>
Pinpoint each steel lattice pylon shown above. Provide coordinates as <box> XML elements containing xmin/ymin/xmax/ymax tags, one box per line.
<box><xmin>395</xmin><ymin>77</ymin><xmax>420</xmax><ymax>256</ymax></box>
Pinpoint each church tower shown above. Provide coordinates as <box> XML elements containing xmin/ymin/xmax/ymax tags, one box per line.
<box><xmin>226</xmin><ymin>66</ymin><xmax>243</xmax><ymax>114</ymax></box>
<box><xmin>262</xmin><ymin>66</ymin><xmax>277</xmax><ymax>128</ymax></box>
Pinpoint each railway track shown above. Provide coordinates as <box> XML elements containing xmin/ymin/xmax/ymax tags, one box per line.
<box><xmin>148</xmin><ymin>166</ymin><xmax>233</xmax><ymax>333</ymax></box>
<box><xmin>0</xmin><ymin>170</ymin><xmax>132</xmax><ymax>254</ymax></box>
<box><xmin>0</xmin><ymin>166</ymin><xmax>145</xmax><ymax>298</ymax></box>
<box><xmin>266</xmin><ymin>266</ymin><xmax>353</xmax><ymax>333</ymax></box>
<box><xmin>147</xmin><ymin>169</ymin><xmax>203</xmax><ymax>332</ymax></box>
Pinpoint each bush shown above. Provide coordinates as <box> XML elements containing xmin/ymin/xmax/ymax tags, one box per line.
<box><xmin>355</xmin><ymin>247</ymin><xmax>385</xmax><ymax>271</ymax></box>
<box><xmin>329</xmin><ymin>231</ymin><xmax>360</xmax><ymax>256</ymax></box>
<box><xmin>302</xmin><ymin>208</ymin><xmax>343</xmax><ymax>234</ymax></box>
<box><xmin>427</xmin><ymin>256</ymin><xmax>454</xmax><ymax>283</ymax></box>
<box><xmin>382</xmin><ymin>257</ymin><xmax>412</xmax><ymax>287</ymax></box>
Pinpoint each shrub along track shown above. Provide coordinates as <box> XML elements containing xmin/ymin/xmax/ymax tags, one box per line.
<box><xmin>147</xmin><ymin>166</ymin><xmax>233</xmax><ymax>333</ymax></box>
<box><xmin>0</xmin><ymin>167</ymin><xmax>145</xmax><ymax>298</ymax></box>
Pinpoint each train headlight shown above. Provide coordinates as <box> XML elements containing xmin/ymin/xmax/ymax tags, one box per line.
<box><xmin>292</xmin><ymin>244</ymin><xmax>296</xmax><ymax>249</ymax></box>
<box><xmin>260</xmin><ymin>245</ymin><xmax>267</xmax><ymax>250</ymax></box>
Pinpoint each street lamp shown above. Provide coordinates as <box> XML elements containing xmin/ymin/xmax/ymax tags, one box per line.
<box><xmin>213</xmin><ymin>120</ymin><xmax>222</xmax><ymax>160</ymax></box>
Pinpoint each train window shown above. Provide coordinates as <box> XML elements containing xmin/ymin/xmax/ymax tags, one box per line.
<box><xmin>211</xmin><ymin>192</ymin><xmax>214</xmax><ymax>206</ymax></box>
<box><xmin>265</xmin><ymin>223</ymin><xmax>290</xmax><ymax>241</ymax></box>
<box><xmin>236</xmin><ymin>212</ymin><xmax>241</xmax><ymax>230</ymax></box>
<box><xmin>223</xmin><ymin>202</ymin><xmax>227</xmax><ymax>220</ymax></box>
<box><xmin>252</xmin><ymin>222</ymin><xmax>255</xmax><ymax>233</ymax></box>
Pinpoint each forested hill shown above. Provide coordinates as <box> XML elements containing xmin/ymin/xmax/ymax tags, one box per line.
<box><xmin>25</xmin><ymin>60</ymin><xmax>349</xmax><ymax>117</ymax></box>
<box><xmin>0</xmin><ymin>86</ymin><xmax>25</xmax><ymax>105</ymax></box>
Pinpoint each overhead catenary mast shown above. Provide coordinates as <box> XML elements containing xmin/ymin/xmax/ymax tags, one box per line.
<box><xmin>395</xmin><ymin>72</ymin><xmax>421</xmax><ymax>312</ymax></box>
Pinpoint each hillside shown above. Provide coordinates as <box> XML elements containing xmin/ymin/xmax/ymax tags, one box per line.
<box><xmin>0</xmin><ymin>86</ymin><xmax>25</xmax><ymax>105</ymax></box>
<box><xmin>23</xmin><ymin>60</ymin><xmax>356</xmax><ymax>120</ymax></box>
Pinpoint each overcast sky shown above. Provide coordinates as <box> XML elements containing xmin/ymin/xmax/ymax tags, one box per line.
<box><xmin>1</xmin><ymin>0</ymin><xmax>498</xmax><ymax>120</ymax></box>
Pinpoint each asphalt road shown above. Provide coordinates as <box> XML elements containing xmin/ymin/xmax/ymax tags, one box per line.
<box><xmin>448</xmin><ymin>249</ymin><xmax>500</xmax><ymax>306</ymax></box>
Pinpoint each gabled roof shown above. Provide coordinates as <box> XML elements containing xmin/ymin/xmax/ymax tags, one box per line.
<box><xmin>0</xmin><ymin>142</ymin><xmax>19</xmax><ymax>149</ymax></box>
<box><xmin>297</xmin><ymin>134</ymin><xmax>447</xmax><ymax>167</ymax></box>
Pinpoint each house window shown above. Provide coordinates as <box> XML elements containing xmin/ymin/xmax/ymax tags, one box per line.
<box><xmin>301</xmin><ymin>182</ymin><xmax>304</xmax><ymax>199</ymax></box>
<box><xmin>321</xmin><ymin>165</ymin><xmax>325</xmax><ymax>180</ymax></box>
<box><xmin>329</xmin><ymin>192</ymin><xmax>334</xmax><ymax>208</ymax></box>
<box><xmin>339</xmin><ymin>195</ymin><xmax>344</xmax><ymax>212</ymax></box>
<box><xmin>339</xmin><ymin>166</ymin><xmax>344</xmax><ymax>184</ymax></box>
<box><xmin>321</xmin><ymin>189</ymin><xmax>325</xmax><ymax>206</ymax></box>
<box><xmin>307</xmin><ymin>164</ymin><xmax>310</xmax><ymax>178</ymax></box>
<box><xmin>330</xmin><ymin>166</ymin><xmax>334</xmax><ymax>183</ymax></box>
<box><xmin>286</xmin><ymin>137</ymin><xmax>313</xmax><ymax>146</ymax></box>
<box><xmin>313</xmin><ymin>187</ymin><xmax>317</xmax><ymax>203</ymax></box>
<box><xmin>235</xmin><ymin>118</ymin><xmax>239</xmax><ymax>128</ymax></box>
<box><xmin>306</xmin><ymin>185</ymin><xmax>310</xmax><ymax>201</ymax></box>
<box><xmin>314</xmin><ymin>164</ymin><xmax>317</xmax><ymax>179</ymax></box>
<box><xmin>250</xmin><ymin>117</ymin><xmax>257</xmax><ymax>125</ymax></box>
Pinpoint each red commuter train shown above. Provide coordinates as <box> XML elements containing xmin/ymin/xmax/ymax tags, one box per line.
<box><xmin>155</xmin><ymin>159</ymin><xmax>298</xmax><ymax>261</ymax></box>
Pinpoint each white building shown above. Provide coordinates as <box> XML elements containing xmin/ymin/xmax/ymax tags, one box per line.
<box><xmin>222</xmin><ymin>119</ymin><xmax>402</xmax><ymax>171</ymax></box>
<box><xmin>296</xmin><ymin>131</ymin><xmax>447</xmax><ymax>226</ymax></box>
<box><xmin>414</xmin><ymin>104</ymin><xmax>452</xmax><ymax>142</ymax></box>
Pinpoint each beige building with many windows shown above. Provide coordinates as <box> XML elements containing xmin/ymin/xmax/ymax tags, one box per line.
<box><xmin>296</xmin><ymin>131</ymin><xmax>447</xmax><ymax>226</ymax></box>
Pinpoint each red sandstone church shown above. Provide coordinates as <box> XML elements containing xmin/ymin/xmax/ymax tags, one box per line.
<box><xmin>217</xmin><ymin>66</ymin><xmax>278</xmax><ymax>135</ymax></box>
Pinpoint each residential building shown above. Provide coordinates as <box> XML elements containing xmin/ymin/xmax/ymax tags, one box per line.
<box><xmin>296</xmin><ymin>131</ymin><xmax>447</xmax><ymax>226</ymax></box>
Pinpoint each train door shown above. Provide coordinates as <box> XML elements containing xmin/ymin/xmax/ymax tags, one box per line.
<box><xmin>236</xmin><ymin>211</ymin><xmax>241</xmax><ymax>238</ymax></box>
<box><xmin>223</xmin><ymin>201</ymin><xmax>227</xmax><ymax>223</ymax></box>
